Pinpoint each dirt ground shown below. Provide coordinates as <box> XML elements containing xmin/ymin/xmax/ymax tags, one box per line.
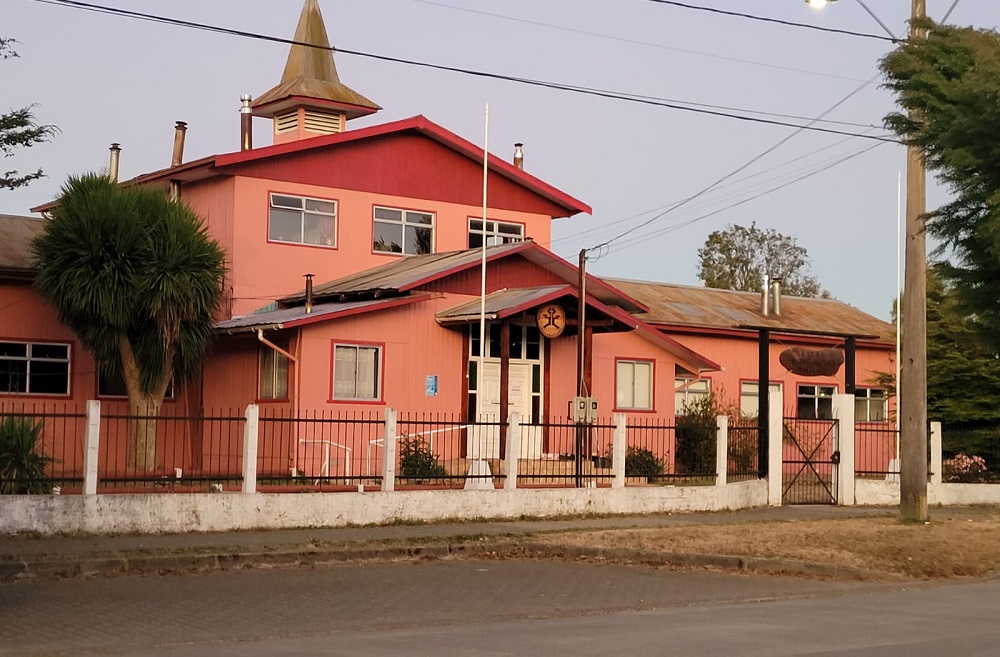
<box><xmin>536</xmin><ymin>508</ymin><xmax>1000</xmax><ymax>579</ymax></box>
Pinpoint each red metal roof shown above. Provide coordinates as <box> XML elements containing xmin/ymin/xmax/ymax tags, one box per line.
<box><xmin>35</xmin><ymin>115</ymin><xmax>589</xmax><ymax>218</ymax></box>
<box><xmin>0</xmin><ymin>214</ymin><xmax>46</xmax><ymax>275</ymax></box>
<box><xmin>215</xmin><ymin>294</ymin><xmax>432</xmax><ymax>333</ymax></box>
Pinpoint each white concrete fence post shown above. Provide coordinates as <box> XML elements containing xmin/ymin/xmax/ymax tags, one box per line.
<box><xmin>504</xmin><ymin>411</ymin><xmax>521</xmax><ymax>491</ymax></box>
<box><xmin>715</xmin><ymin>415</ymin><xmax>728</xmax><ymax>488</ymax></box>
<box><xmin>612</xmin><ymin>413</ymin><xmax>626</xmax><ymax>489</ymax></box>
<box><xmin>768</xmin><ymin>393</ymin><xmax>784</xmax><ymax>506</ymax></box>
<box><xmin>82</xmin><ymin>400</ymin><xmax>101</xmax><ymax>496</ymax></box>
<box><xmin>930</xmin><ymin>421</ymin><xmax>943</xmax><ymax>485</ymax></box>
<box><xmin>241</xmin><ymin>404</ymin><xmax>259</xmax><ymax>494</ymax></box>
<box><xmin>832</xmin><ymin>394</ymin><xmax>856</xmax><ymax>506</ymax></box>
<box><xmin>382</xmin><ymin>407</ymin><xmax>397</xmax><ymax>492</ymax></box>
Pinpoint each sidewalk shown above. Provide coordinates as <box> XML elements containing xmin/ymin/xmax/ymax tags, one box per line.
<box><xmin>0</xmin><ymin>505</ymin><xmax>898</xmax><ymax>581</ymax></box>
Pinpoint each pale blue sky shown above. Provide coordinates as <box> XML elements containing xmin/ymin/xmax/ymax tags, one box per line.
<box><xmin>3</xmin><ymin>1</ymin><xmax>997</xmax><ymax>319</ymax></box>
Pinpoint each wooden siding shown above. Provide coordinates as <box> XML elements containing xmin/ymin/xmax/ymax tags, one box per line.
<box><xmin>419</xmin><ymin>258</ymin><xmax>567</xmax><ymax>296</ymax></box>
<box><xmin>227</xmin><ymin>132</ymin><xmax>574</xmax><ymax>217</ymax></box>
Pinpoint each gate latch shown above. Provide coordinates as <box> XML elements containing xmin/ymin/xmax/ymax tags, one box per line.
<box><xmin>831</xmin><ymin>450</ymin><xmax>841</xmax><ymax>465</ymax></box>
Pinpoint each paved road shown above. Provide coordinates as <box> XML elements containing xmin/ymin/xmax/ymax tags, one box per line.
<box><xmin>2</xmin><ymin>558</ymin><xmax>995</xmax><ymax>656</ymax></box>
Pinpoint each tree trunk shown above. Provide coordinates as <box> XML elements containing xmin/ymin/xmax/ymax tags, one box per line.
<box><xmin>127</xmin><ymin>394</ymin><xmax>162</xmax><ymax>473</ymax></box>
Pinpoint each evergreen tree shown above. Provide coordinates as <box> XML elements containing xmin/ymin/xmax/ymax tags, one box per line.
<box><xmin>1</xmin><ymin>38</ymin><xmax>58</xmax><ymax>190</ymax></box>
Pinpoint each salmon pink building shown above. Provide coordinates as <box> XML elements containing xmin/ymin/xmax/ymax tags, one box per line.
<box><xmin>3</xmin><ymin>0</ymin><xmax>897</xmax><ymax>484</ymax></box>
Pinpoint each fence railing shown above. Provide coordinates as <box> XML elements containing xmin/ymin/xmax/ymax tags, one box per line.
<box><xmin>855</xmin><ymin>423</ymin><xmax>899</xmax><ymax>479</ymax></box>
<box><xmin>0</xmin><ymin>401</ymin><xmax>86</xmax><ymax>494</ymax></box>
<box><xmin>727</xmin><ymin>419</ymin><xmax>760</xmax><ymax>483</ymax></box>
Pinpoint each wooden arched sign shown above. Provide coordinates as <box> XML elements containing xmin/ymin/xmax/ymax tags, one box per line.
<box><xmin>779</xmin><ymin>347</ymin><xmax>844</xmax><ymax>377</ymax></box>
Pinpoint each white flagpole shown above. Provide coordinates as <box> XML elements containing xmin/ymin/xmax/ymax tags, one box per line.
<box><xmin>478</xmin><ymin>104</ymin><xmax>489</xmax><ymax>438</ymax></box>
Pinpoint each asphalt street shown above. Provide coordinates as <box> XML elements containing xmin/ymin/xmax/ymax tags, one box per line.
<box><xmin>2</xmin><ymin>558</ymin><xmax>996</xmax><ymax>656</ymax></box>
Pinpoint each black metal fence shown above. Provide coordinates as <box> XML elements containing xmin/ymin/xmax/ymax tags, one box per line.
<box><xmin>628</xmin><ymin>417</ymin><xmax>716</xmax><ymax>486</ymax></box>
<box><xmin>518</xmin><ymin>418</ymin><xmax>615</xmax><ymax>487</ymax></box>
<box><xmin>727</xmin><ymin>419</ymin><xmax>759</xmax><ymax>483</ymax></box>
<box><xmin>0</xmin><ymin>401</ymin><xmax>86</xmax><ymax>494</ymax></box>
<box><xmin>855</xmin><ymin>423</ymin><xmax>899</xmax><ymax>479</ymax></box>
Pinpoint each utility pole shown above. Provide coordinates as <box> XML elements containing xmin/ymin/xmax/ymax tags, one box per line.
<box><xmin>575</xmin><ymin>248</ymin><xmax>587</xmax><ymax>488</ymax></box>
<box><xmin>900</xmin><ymin>0</ymin><xmax>928</xmax><ymax>521</ymax></box>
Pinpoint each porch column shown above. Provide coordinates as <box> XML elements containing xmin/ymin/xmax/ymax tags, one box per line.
<box><xmin>832</xmin><ymin>394</ymin><xmax>856</xmax><ymax>506</ymax></box>
<box><xmin>499</xmin><ymin>320</ymin><xmax>510</xmax><ymax>459</ymax></box>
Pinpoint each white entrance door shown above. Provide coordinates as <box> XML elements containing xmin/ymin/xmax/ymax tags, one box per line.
<box><xmin>470</xmin><ymin>362</ymin><xmax>539</xmax><ymax>459</ymax></box>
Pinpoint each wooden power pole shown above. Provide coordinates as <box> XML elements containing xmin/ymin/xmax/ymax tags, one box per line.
<box><xmin>900</xmin><ymin>0</ymin><xmax>928</xmax><ymax>521</ymax></box>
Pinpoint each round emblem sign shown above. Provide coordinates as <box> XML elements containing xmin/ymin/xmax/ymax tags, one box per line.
<box><xmin>536</xmin><ymin>303</ymin><xmax>566</xmax><ymax>339</ymax></box>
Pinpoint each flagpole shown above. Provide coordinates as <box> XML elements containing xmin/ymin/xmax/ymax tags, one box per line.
<box><xmin>895</xmin><ymin>171</ymin><xmax>902</xmax><ymax>452</ymax></box>
<box><xmin>478</xmin><ymin>104</ymin><xmax>489</xmax><ymax>441</ymax></box>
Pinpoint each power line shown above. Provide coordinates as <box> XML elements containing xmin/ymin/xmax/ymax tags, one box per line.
<box><xmin>412</xmin><ymin>0</ymin><xmax>871</xmax><ymax>83</ymax></box>
<box><xmin>31</xmin><ymin>0</ymin><xmax>895</xmax><ymax>142</ymax></box>
<box><xmin>607</xmin><ymin>142</ymin><xmax>886</xmax><ymax>254</ymax></box>
<box><xmin>587</xmin><ymin>74</ymin><xmax>881</xmax><ymax>251</ymax></box>
<box><xmin>644</xmin><ymin>0</ymin><xmax>897</xmax><ymax>42</ymax></box>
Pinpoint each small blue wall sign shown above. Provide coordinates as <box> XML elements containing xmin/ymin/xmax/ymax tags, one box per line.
<box><xmin>425</xmin><ymin>375</ymin><xmax>438</xmax><ymax>396</ymax></box>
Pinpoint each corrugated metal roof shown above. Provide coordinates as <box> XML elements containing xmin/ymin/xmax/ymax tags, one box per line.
<box><xmin>281</xmin><ymin>241</ymin><xmax>646</xmax><ymax>312</ymax></box>
<box><xmin>0</xmin><ymin>214</ymin><xmax>46</xmax><ymax>273</ymax></box>
<box><xmin>216</xmin><ymin>296</ymin><xmax>426</xmax><ymax>332</ymax></box>
<box><xmin>436</xmin><ymin>285</ymin><xmax>571</xmax><ymax>322</ymax></box>
<box><xmin>605</xmin><ymin>278</ymin><xmax>895</xmax><ymax>344</ymax></box>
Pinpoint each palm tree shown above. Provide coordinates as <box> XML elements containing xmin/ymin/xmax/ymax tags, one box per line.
<box><xmin>33</xmin><ymin>173</ymin><xmax>226</xmax><ymax>471</ymax></box>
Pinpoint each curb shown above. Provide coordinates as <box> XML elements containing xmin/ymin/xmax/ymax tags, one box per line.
<box><xmin>1</xmin><ymin>539</ymin><xmax>876</xmax><ymax>583</ymax></box>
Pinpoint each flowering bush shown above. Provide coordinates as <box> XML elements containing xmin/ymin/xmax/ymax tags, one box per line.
<box><xmin>943</xmin><ymin>453</ymin><xmax>988</xmax><ymax>483</ymax></box>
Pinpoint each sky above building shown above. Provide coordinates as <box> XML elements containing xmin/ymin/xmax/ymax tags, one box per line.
<box><xmin>3</xmin><ymin>0</ymin><xmax>996</xmax><ymax>319</ymax></box>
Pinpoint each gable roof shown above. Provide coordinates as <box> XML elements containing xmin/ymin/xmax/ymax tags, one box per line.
<box><xmin>605</xmin><ymin>278</ymin><xmax>895</xmax><ymax>345</ymax></box>
<box><xmin>216</xmin><ymin>294</ymin><xmax>432</xmax><ymax>333</ymax></box>
<box><xmin>34</xmin><ymin>116</ymin><xmax>590</xmax><ymax>218</ymax></box>
<box><xmin>279</xmin><ymin>240</ymin><xmax>648</xmax><ymax>313</ymax></box>
<box><xmin>435</xmin><ymin>285</ymin><xmax>720</xmax><ymax>374</ymax></box>
<box><xmin>251</xmin><ymin>0</ymin><xmax>379</xmax><ymax>119</ymax></box>
<box><xmin>0</xmin><ymin>214</ymin><xmax>45</xmax><ymax>277</ymax></box>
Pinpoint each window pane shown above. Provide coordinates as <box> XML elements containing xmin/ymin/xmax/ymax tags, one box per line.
<box><xmin>468</xmin><ymin>360</ymin><xmax>477</xmax><ymax>391</ymax></box>
<box><xmin>488</xmin><ymin>323</ymin><xmax>501</xmax><ymax>359</ymax></box>
<box><xmin>740</xmin><ymin>396</ymin><xmax>758</xmax><ymax>418</ymax></box>
<box><xmin>373</xmin><ymin>222</ymin><xmax>403</xmax><ymax>253</ymax></box>
<box><xmin>31</xmin><ymin>344</ymin><xmax>68</xmax><ymax>360</ymax></box>
<box><xmin>634</xmin><ymin>362</ymin><xmax>652</xmax><ymax>409</ymax></box>
<box><xmin>616</xmin><ymin>361</ymin><xmax>634</xmax><ymax>408</ymax></box>
<box><xmin>498</xmin><ymin>222</ymin><xmax>522</xmax><ymax>235</ymax></box>
<box><xmin>29</xmin><ymin>360</ymin><xmax>68</xmax><ymax>394</ymax></box>
<box><xmin>525</xmin><ymin>325</ymin><xmax>540</xmax><ymax>360</ymax></box>
<box><xmin>855</xmin><ymin>398</ymin><xmax>869</xmax><ymax>421</ymax></box>
<box><xmin>532</xmin><ymin>364</ymin><xmax>541</xmax><ymax>394</ymax></box>
<box><xmin>374</xmin><ymin>207</ymin><xmax>402</xmax><ymax>222</ymax></box>
<box><xmin>819</xmin><ymin>386</ymin><xmax>836</xmax><ymax>397</ymax></box>
<box><xmin>407</xmin><ymin>211</ymin><xmax>434</xmax><ymax>225</ymax></box>
<box><xmin>100</xmin><ymin>369</ymin><xmax>129</xmax><ymax>397</ymax></box>
<box><xmin>305</xmin><ymin>199</ymin><xmax>334</xmax><ymax>214</ymax></box>
<box><xmin>817</xmin><ymin>397</ymin><xmax>833</xmax><ymax>420</ymax></box>
<box><xmin>259</xmin><ymin>350</ymin><xmax>275</xmax><ymax>399</ymax></box>
<box><xmin>509</xmin><ymin>325</ymin><xmax>523</xmax><ymax>360</ymax></box>
<box><xmin>0</xmin><ymin>360</ymin><xmax>27</xmax><ymax>392</ymax></box>
<box><xmin>334</xmin><ymin>347</ymin><xmax>358</xmax><ymax>397</ymax></box>
<box><xmin>871</xmin><ymin>399</ymin><xmax>887</xmax><ymax>421</ymax></box>
<box><xmin>269</xmin><ymin>208</ymin><xmax>302</xmax><ymax>242</ymax></box>
<box><xmin>798</xmin><ymin>397</ymin><xmax>816</xmax><ymax>419</ymax></box>
<box><xmin>356</xmin><ymin>347</ymin><xmax>378</xmax><ymax>400</ymax></box>
<box><xmin>271</xmin><ymin>195</ymin><xmax>302</xmax><ymax>209</ymax></box>
<box><xmin>468</xmin><ymin>233</ymin><xmax>483</xmax><ymax>249</ymax></box>
<box><xmin>405</xmin><ymin>225</ymin><xmax>433</xmax><ymax>255</ymax></box>
<box><xmin>470</xmin><ymin>324</ymin><xmax>481</xmax><ymax>358</ymax></box>
<box><xmin>0</xmin><ymin>342</ymin><xmax>27</xmax><ymax>358</ymax></box>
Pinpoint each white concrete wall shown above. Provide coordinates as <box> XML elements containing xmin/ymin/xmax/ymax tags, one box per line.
<box><xmin>0</xmin><ymin>480</ymin><xmax>770</xmax><ymax>536</ymax></box>
<box><xmin>855</xmin><ymin>480</ymin><xmax>1000</xmax><ymax>507</ymax></box>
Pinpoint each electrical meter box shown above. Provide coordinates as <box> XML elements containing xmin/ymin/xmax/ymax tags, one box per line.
<box><xmin>570</xmin><ymin>396</ymin><xmax>599</xmax><ymax>424</ymax></box>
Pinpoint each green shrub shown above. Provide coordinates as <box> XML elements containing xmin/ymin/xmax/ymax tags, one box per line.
<box><xmin>398</xmin><ymin>435</ymin><xmax>448</xmax><ymax>479</ymax></box>
<box><xmin>624</xmin><ymin>446</ymin><xmax>664</xmax><ymax>482</ymax></box>
<box><xmin>676</xmin><ymin>394</ymin><xmax>718</xmax><ymax>474</ymax></box>
<box><xmin>0</xmin><ymin>416</ymin><xmax>52</xmax><ymax>495</ymax></box>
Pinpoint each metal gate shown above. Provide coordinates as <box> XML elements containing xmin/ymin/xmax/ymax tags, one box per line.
<box><xmin>782</xmin><ymin>418</ymin><xmax>839</xmax><ymax>504</ymax></box>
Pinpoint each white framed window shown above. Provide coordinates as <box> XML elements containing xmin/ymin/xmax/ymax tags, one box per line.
<box><xmin>468</xmin><ymin>218</ymin><xmax>524</xmax><ymax>249</ymax></box>
<box><xmin>373</xmin><ymin>206</ymin><xmax>434</xmax><ymax>255</ymax></box>
<box><xmin>258</xmin><ymin>342</ymin><xmax>290</xmax><ymax>401</ymax></box>
<box><xmin>617</xmin><ymin>360</ymin><xmax>653</xmax><ymax>410</ymax></box>
<box><xmin>333</xmin><ymin>344</ymin><xmax>382</xmax><ymax>401</ymax></box>
<box><xmin>855</xmin><ymin>388</ymin><xmax>888</xmax><ymax>422</ymax></box>
<box><xmin>98</xmin><ymin>369</ymin><xmax>174</xmax><ymax>399</ymax></box>
<box><xmin>675</xmin><ymin>377</ymin><xmax>710</xmax><ymax>412</ymax></box>
<box><xmin>797</xmin><ymin>384</ymin><xmax>837</xmax><ymax>420</ymax></box>
<box><xmin>0</xmin><ymin>341</ymin><xmax>70</xmax><ymax>395</ymax></box>
<box><xmin>268</xmin><ymin>193</ymin><xmax>337</xmax><ymax>247</ymax></box>
<box><xmin>739</xmin><ymin>381</ymin><xmax>783</xmax><ymax>418</ymax></box>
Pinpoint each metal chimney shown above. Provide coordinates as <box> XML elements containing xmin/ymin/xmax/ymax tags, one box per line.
<box><xmin>171</xmin><ymin>121</ymin><xmax>187</xmax><ymax>167</ymax></box>
<box><xmin>513</xmin><ymin>143</ymin><xmax>524</xmax><ymax>170</ymax></box>
<box><xmin>760</xmin><ymin>273</ymin><xmax>770</xmax><ymax>317</ymax></box>
<box><xmin>240</xmin><ymin>94</ymin><xmax>253</xmax><ymax>152</ymax></box>
<box><xmin>304</xmin><ymin>273</ymin><xmax>314</xmax><ymax>314</ymax></box>
<box><xmin>771</xmin><ymin>278</ymin><xmax>783</xmax><ymax>317</ymax></box>
<box><xmin>108</xmin><ymin>143</ymin><xmax>121</xmax><ymax>183</ymax></box>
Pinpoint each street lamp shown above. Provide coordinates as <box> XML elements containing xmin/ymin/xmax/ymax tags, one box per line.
<box><xmin>806</xmin><ymin>0</ymin><xmax>837</xmax><ymax>8</ymax></box>
<box><xmin>801</xmin><ymin>0</ymin><xmax>928</xmax><ymax>521</ymax></box>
